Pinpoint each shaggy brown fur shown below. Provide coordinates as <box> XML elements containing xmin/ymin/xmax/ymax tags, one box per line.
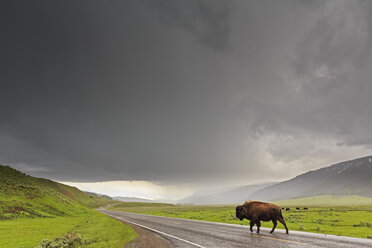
<box><xmin>236</xmin><ymin>201</ymin><xmax>289</xmax><ymax>234</ymax></box>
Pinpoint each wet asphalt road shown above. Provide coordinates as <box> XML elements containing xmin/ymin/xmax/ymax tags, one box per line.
<box><xmin>99</xmin><ymin>209</ymin><xmax>372</xmax><ymax>248</ymax></box>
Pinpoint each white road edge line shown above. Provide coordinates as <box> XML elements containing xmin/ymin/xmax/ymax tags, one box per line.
<box><xmin>113</xmin><ymin>215</ymin><xmax>207</xmax><ymax>248</ymax></box>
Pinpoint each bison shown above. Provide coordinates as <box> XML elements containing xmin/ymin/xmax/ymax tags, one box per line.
<box><xmin>236</xmin><ymin>201</ymin><xmax>289</xmax><ymax>234</ymax></box>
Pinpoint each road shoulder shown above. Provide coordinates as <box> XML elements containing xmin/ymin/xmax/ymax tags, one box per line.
<box><xmin>123</xmin><ymin>221</ymin><xmax>172</xmax><ymax>248</ymax></box>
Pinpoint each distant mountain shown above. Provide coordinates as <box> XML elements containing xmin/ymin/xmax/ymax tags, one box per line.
<box><xmin>250</xmin><ymin>155</ymin><xmax>372</xmax><ymax>201</ymax></box>
<box><xmin>178</xmin><ymin>182</ymin><xmax>276</xmax><ymax>205</ymax></box>
<box><xmin>84</xmin><ymin>191</ymin><xmax>113</xmax><ymax>200</ymax></box>
<box><xmin>0</xmin><ymin>164</ymin><xmax>113</xmax><ymax>219</ymax></box>
<box><xmin>113</xmin><ymin>196</ymin><xmax>155</xmax><ymax>203</ymax></box>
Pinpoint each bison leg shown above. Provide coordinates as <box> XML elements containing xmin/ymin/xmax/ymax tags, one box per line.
<box><xmin>270</xmin><ymin>219</ymin><xmax>277</xmax><ymax>233</ymax></box>
<box><xmin>249</xmin><ymin>220</ymin><xmax>254</xmax><ymax>233</ymax></box>
<box><xmin>256</xmin><ymin>221</ymin><xmax>261</xmax><ymax>233</ymax></box>
<box><xmin>278</xmin><ymin>217</ymin><xmax>289</xmax><ymax>234</ymax></box>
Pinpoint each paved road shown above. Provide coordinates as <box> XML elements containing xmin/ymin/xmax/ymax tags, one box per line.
<box><xmin>99</xmin><ymin>209</ymin><xmax>372</xmax><ymax>248</ymax></box>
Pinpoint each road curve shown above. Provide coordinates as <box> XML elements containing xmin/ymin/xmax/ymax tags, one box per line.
<box><xmin>99</xmin><ymin>209</ymin><xmax>372</xmax><ymax>248</ymax></box>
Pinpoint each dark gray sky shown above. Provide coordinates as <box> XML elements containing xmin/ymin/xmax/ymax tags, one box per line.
<box><xmin>1</xmin><ymin>0</ymin><xmax>372</xmax><ymax>191</ymax></box>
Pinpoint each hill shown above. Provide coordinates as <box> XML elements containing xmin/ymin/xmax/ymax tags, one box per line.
<box><xmin>85</xmin><ymin>191</ymin><xmax>113</xmax><ymax>200</ymax></box>
<box><xmin>113</xmin><ymin>196</ymin><xmax>155</xmax><ymax>203</ymax></box>
<box><xmin>250</xmin><ymin>155</ymin><xmax>372</xmax><ymax>201</ymax></box>
<box><xmin>0</xmin><ymin>164</ymin><xmax>112</xmax><ymax>219</ymax></box>
<box><xmin>179</xmin><ymin>182</ymin><xmax>275</xmax><ymax>205</ymax></box>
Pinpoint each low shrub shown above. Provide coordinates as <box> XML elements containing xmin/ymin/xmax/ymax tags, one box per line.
<box><xmin>299</xmin><ymin>223</ymin><xmax>305</xmax><ymax>231</ymax></box>
<box><xmin>353</xmin><ymin>222</ymin><xmax>372</xmax><ymax>227</ymax></box>
<box><xmin>36</xmin><ymin>233</ymin><xmax>82</xmax><ymax>248</ymax></box>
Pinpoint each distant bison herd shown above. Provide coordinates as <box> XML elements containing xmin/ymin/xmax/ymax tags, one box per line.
<box><xmin>235</xmin><ymin>201</ymin><xmax>289</xmax><ymax>234</ymax></box>
<box><xmin>281</xmin><ymin>207</ymin><xmax>309</xmax><ymax>211</ymax></box>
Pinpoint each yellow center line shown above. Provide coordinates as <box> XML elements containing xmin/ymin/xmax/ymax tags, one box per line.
<box><xmin>251</xmin><ymin>234</ymin><xmax>308</xmax><ymax>245</ymax></box>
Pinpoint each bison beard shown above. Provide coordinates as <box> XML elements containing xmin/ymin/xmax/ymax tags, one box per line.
<box><xmin>235</xmin><ymin>201</ymin><xmax>289</xmax><ymax>234</ymax></box>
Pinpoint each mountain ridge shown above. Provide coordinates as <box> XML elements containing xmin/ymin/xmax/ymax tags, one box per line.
<box><xmin>178</xmin><ymin>182</ymin><xmax>276</xmax><ymax>205</ymax></box>
<box><xmin>113</xmin><ymin>196</ymin><xmax>154</xmax><ymax>203</ymax></box>
<box><xmin>178</xmin><ymin>155</ymin><xmax>372</xmax><ymax>204</ymax></box>
<box><xmin>250</xmin><ymin>155</ymin><xmax>372</xmax><ymax>201</ymax></box>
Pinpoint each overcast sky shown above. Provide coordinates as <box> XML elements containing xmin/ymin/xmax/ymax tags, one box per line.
<box><xmin>1</xmin><ymin>0</ymin><xmax>372</xmax><ymax>199</ymax></box>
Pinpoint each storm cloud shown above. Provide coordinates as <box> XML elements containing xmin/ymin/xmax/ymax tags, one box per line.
<box><xmin>1</xmin><ymin>0</ymin><xmax>372</xmax><ymax>187</ymax></box>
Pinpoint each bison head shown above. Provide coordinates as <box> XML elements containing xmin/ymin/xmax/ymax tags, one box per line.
<box><xmin>235</xmin><ymin>205</ymin><xmax>244</xmax><ymax>220</ymax></box>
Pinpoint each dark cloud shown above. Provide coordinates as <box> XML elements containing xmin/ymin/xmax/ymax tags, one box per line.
<box><xmin>257</xmin><ymin>0</ymin><xmax>372</xmax><ymax>145</ymax></box>
<box><xmin>226</xmin><ymin>0</ymin><xmax>372</xmax><ymax>172</ymax></box>
<box><xmin>1</xmin><ymin>0</ymin><xmax>372</xmax><ymax>185</ymax></box>
<box><xmin>0</xmin><ymin>0</ymin><xmax>237</xmax><ymax>182</ymax></box>
<box><xmin>144</xmin><ymin>0</ymin><xmax>231</xmax><ymax>51</ymax></box>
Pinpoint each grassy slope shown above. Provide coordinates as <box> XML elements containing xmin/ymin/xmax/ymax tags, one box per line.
<box><xmin>35</xmin><ymin>178</ymin><xmax>113</xmax><ymax>209</ymax></box>
<box><xmin>109</xmin><ymin>196</ymin><xmax>372</xmax><ymax>239</ymax></box>
<box><xmin>0</xmin><ymin>165</ymin><xmax>116</xmax><ymax>219</ymax></box>
<box><xmin>0</xmin><ymin>165</ymin><xmax>136</xmax><ymax>247</ymax></box>
<box><xmin>0</xmin><ymin>211</ymin><xmax>137</xmax><ymax>248</ymax></box>
<box><xmin>0</xmin><ymin>165</ymin><xmax>86</xmax><ymax>219</ymax></box>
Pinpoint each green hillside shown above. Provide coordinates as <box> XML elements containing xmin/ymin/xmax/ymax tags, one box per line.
<box><xmin>35</xmin><ymin>177</ymin><xmax>112</xmax><ymax>208</ymax></box>
<box><xmin>0</xmin><ymin>165</ymin><xmax>137</xmax><ymax>247</ymax></box>
<box><xmin>0</xmin><ymin>165</ymin><xmax>111</xmax><ymax>219</ymax></box>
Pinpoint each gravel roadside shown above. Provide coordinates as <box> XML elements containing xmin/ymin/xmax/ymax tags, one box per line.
<box><xmin>124</xmin><ymin>222</ymin><xmax>172</xmax><ymax>248</ymax></box>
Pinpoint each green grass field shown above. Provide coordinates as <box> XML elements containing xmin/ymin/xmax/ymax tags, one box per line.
<box><xmin>0</xmin><ymin>165</ymin><xmax>137</xmax><ymax>247</ymax></box>
<box><xmin>0</xmin><ymin>210</ymin><xmax>137</xmax><ymax>248</ymax></box>
<box><xmin>275</xmin><ymin>195</ymin><xmax>372</xmax><ymax>206</ymax></box>
<box><xmin>109</xmin><ymin>196</ymin><xmax>372</xmax><ymax>239</ymax></box>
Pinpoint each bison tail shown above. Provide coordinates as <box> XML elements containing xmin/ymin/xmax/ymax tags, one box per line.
<box><xmin>279</xmin><ymin>209</ymin><xmax>284</xmax><ymax>219</ymax></box>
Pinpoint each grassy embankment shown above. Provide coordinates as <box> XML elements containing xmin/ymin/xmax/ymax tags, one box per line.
<box><xmin>108</xmin><ymin>196</ymin><xmax>372</xmax><ymax>239</ymax></box>
<box><xmin>0</xmin><ymin>165</ymin><xmax>136</xmax><ymax>248</ymax></box>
